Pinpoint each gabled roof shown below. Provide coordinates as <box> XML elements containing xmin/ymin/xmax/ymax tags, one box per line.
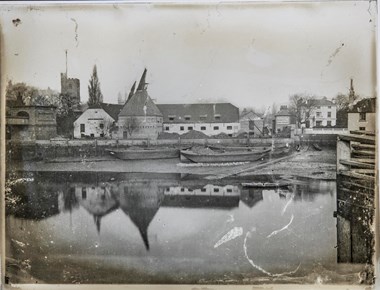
<box><xmin>119</xmin><ymin>90</ymin><xmax>162</xmax><ymax>117</ymax></box>
<box><xmin>349</xmin><ymin>97</ymin><xmax>376</xmax><ymax>113</ymax></box>
<box><xmin>88</xmin><ymin>103</ymin><xmax>123</xmax><ymax>120</ymax></box>
<box><xmin>157</xmin><ymin>103</ymin><xmax>239</xmax><ymax>123</ymax></box>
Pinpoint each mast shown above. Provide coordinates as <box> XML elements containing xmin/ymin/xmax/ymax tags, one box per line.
<box><xmin>65</xmin><ymin>49</ymin><xmax>68</xmax><ymax>76</ymax></box>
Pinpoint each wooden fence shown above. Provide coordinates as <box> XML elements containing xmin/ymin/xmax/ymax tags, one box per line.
<box><xmin>335</xmin><ymin>130</ymin><xmax>376</xmax><ymax>265</ymax></box>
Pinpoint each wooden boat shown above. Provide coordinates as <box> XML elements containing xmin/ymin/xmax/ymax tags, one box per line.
<box><xmin>209</xmin><ymin>144</ymin><xmax>289</xmax><ymax>152</ymax></box>
<box><xmin>106</xmin><ymin>147</ymin><xmax>180</xmax><ymax>160</ymax></box>
<box><xmin>180</xmin><ymin>148</ymin><xmax>271</xmax><ymax>163</ymax></box>
<box><xmin>242</xmin><ymin>181</ymin><xmax>291</xmax><ymax>188</ymax></box>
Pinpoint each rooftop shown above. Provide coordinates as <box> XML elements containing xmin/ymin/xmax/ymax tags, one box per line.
<box><xmin>119</xmin><ymin>90</ymin><xmax>162</xmax><ymax>117</ymax></box>
<box><xmin>157</xmin><ymin>103</ymin><xmax>239</xmax><ymax>123</ymax></box>
<box><xmin>349</xmin><ymin>97</ymin><xmax>376</xmax><ymax>113</ymax></box>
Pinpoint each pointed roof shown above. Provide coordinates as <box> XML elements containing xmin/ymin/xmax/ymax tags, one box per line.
<box><xmin>119</xmin><ymin>90</ymin><xmax>162</xmax><ymax>117</ymax></box>
<box><xmin>136</xmin><ymin>68</ymin><xmax>148</xmax><ymax>91</ymax></box>
<box><xmin>127</xmin><ymin>81</ymin><xmax>136</xmax><ymax>103</ymax></box>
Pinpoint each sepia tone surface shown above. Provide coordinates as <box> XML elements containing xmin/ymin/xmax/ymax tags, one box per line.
<box><xmin>1</xmin><ymin>1</ymin><xmax>377</xmax><ymax>287</ymax></box>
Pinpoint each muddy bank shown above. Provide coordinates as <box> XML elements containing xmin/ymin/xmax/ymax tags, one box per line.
<box><xmin>7</xmin><ymin>148</ymin><xmax>336</xmax><ymax>180</ymax></box>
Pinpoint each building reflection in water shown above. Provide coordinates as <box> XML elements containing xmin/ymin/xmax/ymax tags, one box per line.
<box><xmin>11</xmin><ymin>172</ymin><xmax>345</xmax><ymax>252</ymax></box>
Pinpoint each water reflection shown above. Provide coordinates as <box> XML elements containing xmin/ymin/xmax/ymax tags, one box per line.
<box><xmin>7</xmin><ymin>172</ymin><xmax>338</xmax><ymax>253</ymax></box>
<box><xmin>8</xmin><ymin>171</ymin><xmax>360</xmax><ymax>283</ymax></box>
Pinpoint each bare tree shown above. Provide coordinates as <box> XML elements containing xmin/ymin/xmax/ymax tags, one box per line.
<box><xmin>98</xmin><ymin>118</ymin><xmax>115</xmax><ymax>138</ymax></box>
<box><xmin>334</xmin><ymin>93</ymin><xmax>350</xmax><ymax>127</ymax></box>
<box><xmin>288</xmin><ymin>94</ymin><xmax>317</xmax><ymax>128</ymax></box>
<box><xmin>122</xmin><ymin>117</ymin><xmax>139</xmax><ymax>138</ymax></box>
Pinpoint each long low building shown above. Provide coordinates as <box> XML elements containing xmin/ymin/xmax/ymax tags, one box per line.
<box><xmin>157</xmin><ymin>103</ymin><xmax>240</xmax><ymax>137</ymax></box>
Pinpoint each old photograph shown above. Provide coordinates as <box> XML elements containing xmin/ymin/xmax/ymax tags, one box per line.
<box><xmin>1</xmin><ymin>1</ymin><xmax>377</xmax><ymax>286</ymax></box>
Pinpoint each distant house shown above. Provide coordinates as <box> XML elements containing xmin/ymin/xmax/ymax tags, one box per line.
<box><xmin>302</xmin><ymin>97</ymin><xmax>337</xmax><ymax>128</ymax></box>
<box><xmin>117</xmin><ymin>69</ymin><xmax>163</xmax><ymax>140</ymax></box>
<box><xmin>157</xmin><ymin>103</ymin><xmax>240</xmax><ymax>137</ymax></box>
<box><xmin>73</xmin><ymin>103</ymin><xmax>122</xmax><ymax>138</ymax></box>
<box><xmin>274</xmin><ymin>105</ymin><xmax>293</xmax><ymax>133</ymax></box>
<box><xmin>348</xmin><ymin>98</ymin><xmax>376</xmax><ymax>132</ymax></box>
<box><xmin>239</xmin><ymin>110</ymin><xmax>264</xmax><ymax>136</ymax></box>
<box><xmin>6</xmin><ymin>97</ymin><xmax>57</xmax><ymax>141</ymax></box>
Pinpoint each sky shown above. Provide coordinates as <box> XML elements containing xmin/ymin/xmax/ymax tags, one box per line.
<box><xmin>0</xmin><ymin>1</ymin><xmax>377</xmax><ymax>109</ymax></box>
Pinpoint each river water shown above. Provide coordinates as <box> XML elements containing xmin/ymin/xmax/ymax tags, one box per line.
<box><xmin>5</xmin><ymin>171</ymin><xmax>365</xmax><ymax>284</ymax></box>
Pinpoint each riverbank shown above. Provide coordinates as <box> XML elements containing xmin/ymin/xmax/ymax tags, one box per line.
<box><xmin>8</xmin><ymin>147</ymin><xmax>336</xmax><ymax>180</ymax></box>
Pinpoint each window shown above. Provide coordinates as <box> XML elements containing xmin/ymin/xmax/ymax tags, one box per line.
<box><xmin>181</xmin><ymin>188</ymin><xmax>185</xmax><ymax>192</ymax></box>
<box><xmin>214</xmin><ymin>115</ymin><xmax>221</xmax><ymax>120</ymax></box>
<box><xmin>82</xmin><ymin>187</ymin><xmax>87</xmax><ymax>199</ymax></box>
<box><xmin>227</xmin><ymin>188</ymin><xmax>232</xmax><ymax>193</ymax></box>
<box><xmin>359</xmin><ymin>127</ymin><xmax>366</xmax><ymax>131</ymax></box>
<box><xmin>213</xmin><ymin>126</ymin><xmax>219</xmax><ymax>130</ymax></box>
<box><xmin>99</xmin><ymin>123</ymin><xmax>104</xmax><ymax>129</ymax></box>
<box><xmin>327</xmin><ymin>121</ymin><xmax>332</xmax><ymax>126</ymax></box>
<box><xmin>200</xmin><ymin>126</ymin><xmax>206</xmax><ymax>131</ymax></box>
<box><xmin>165</xmin><ymin>126</ymin><xmax>169</xmax><ymax>131</ymax></box>
<box><xmin>100</xmin><ymin>133</ymin><xmax>104</xmax><ymax>138</ymax></box>
<box><xmin>184</xmin><ymin>115</ymin><xmax>191</xmax><ymax>121</ymax></box>
<box><xmin>328</xmin><ymin>106</ymin><xmax>332</xmax><ymax>109</ymax></box>
<box><xmin>188</xmin><ymin>126</ymin><xmax>193</xmax><ymax>130</ymax></box>
<box><xmin>200</xmin><ymin>115</ymin><xmax>207</xmax><ymax>120</ymax></box>
<box><xmin>228</xmin><ymin>134</ymin><xmax>233</xmax><ymax>137</ymax></box>
<box><xmin>316</xmin><ymin>121</ymin><xmax>322</xmax><ymax>127</ymax></box>
<box><xmin>180</xmin><ymin>126</ymin><xmax>184</xmax><ymax>131</ymax></box>
<box><xmin>359</xmin><ymin>112</ymin><xmax>366</xmax><ymax>121</ymax></box>
<box><xmin>316</xmin><ymin>112</ymin><xmax>321</xmax><ymax>117</ymax></box>
<box><xmin>80</xmin><ymin>124</ymin><xmax>85</xmax><ymax>132</ymax></box>
<box><xmin>201</xmin><ymin>188</ymin><xmax>207</xmax><ymax>192</ymax></box>
<box><xmin>227</xmin><ymin>126</ymin><xmax>232</xmax><ymax>130</ymax></box>
<box><xmin>214</xmin><ymin>188</ymin><xmax>220</xmax><ymax>193</ymax></box>
<box><xmin>90</xmin><ymin>134</ymin><xmax>94</xmax><ymax>138</ymax></box>
<box><xmin>169</xmin><ymin>116</ymin><xmax>175</xmax><ymax>121</ymax></box>
<box><xmin>327</xmin><ymin>112</ymin><xmax>331</xmax><ymax>118</ymax></box>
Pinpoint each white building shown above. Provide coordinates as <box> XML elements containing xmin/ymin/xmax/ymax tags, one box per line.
<box><xmin>303</xmin><ymin>98</ymin><xmax>337</xmax><ymax>128</ymax></box>
<box><xmin>157</xmin><ymin>103</ymin><xmax>240</xmax><ymax>137</ymax></box>
<box><xmin>73</xmin><ymin>103</ymin><xmax>122</xmax><ymax>138</ymax></box>
<box><xmin>348</xmin><ymin>98</ymin><xmax>376</xmax><ymax>132</ymax></box>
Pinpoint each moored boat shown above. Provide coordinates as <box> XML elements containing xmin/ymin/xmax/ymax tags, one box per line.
<box><xmin>180</xmin><ymin>148</ymin><xmax>271</xmax><ymax>163</ymax></box>
<box><xmin>106</xmin><ymin>147</ymin><xmax>180</xmax><ymax>160</ymax></box>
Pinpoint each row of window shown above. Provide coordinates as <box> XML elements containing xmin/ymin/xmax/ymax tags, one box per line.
<box><xmin>316</xmin><ymin>106</ymin><xmax>332</xmax><ymax>109</ymax></box>
<box><xmin>165</xmin><ymin>125</ymin><xmax>233</xmax><ymax>131</ymax></box>
<box><xmin>316</xmin><ymin>112</ymin><xmax>332</xmax><ymax>117</ymax></box>
<box><xmin>315</xmin><ymin>121</ymin><xmax>333</xmax><ymax>126</ymax></box>
<box><xmin>168</xmin><ymin>115</ymin><xmax>221</xmax><ymax>121</ymax></box>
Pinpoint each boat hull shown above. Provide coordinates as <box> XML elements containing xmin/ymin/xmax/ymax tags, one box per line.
<box><xmin>180</xmin><ymin>149</ymin><xmax>270</xmax><ymax>163</ymax></box>
<box><xmin>107</xmin><ymin>148</ymin><xmax>180</xmax><ymax>160</ymax></box>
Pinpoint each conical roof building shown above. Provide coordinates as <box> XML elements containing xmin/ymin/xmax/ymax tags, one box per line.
<box><xmin>117</xmin><ymin>69</ymin><xmax>163</xmax><ymax>139</ymax></box>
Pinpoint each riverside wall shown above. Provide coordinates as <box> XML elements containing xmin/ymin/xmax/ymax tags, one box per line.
<box><xmin>6</xmin><ymin>134</ymin><xmax>337</xmax><ymax>162</ymax></box>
